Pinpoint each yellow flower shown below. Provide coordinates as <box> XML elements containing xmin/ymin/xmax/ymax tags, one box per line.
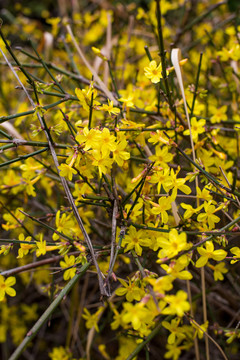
<box><xmin>122</xmin><ymin>302</ymin><xmax>151</xmax><ymax>330</ymax></box>
<box><xmin>150</xmin><ymin>168</ymin><xmax>170</xmax><ymax>193</ymax></box>
<box><xmin>124</xmin><ymin>201</ymin><xmax>143</xmax><ymax>222</ymax></box>
<box><xmin>183</xmin><ymin>117</ymin><xmax>206</xmax><ymax>142</ymax></box>
<box><xmin>230</xmin><ymin>246</ymin><xmax>240</xmax><ymax>264</ymax></box>
<box><xmin>2</xmin><ymin>208</ymin><xmax>25</xmax><ymax>231</ymax></box>
<box><xmin>58</xmin><ymin>163</ymin><xmax>77</xmax><ymax>181</ymax></box>
<box><xmin>118</xmin><ymin>94</ymin><xmax>134</xmax><ymax>108</ymax></box>
<box><xmin>181</xmin><ymin>203</ymin><xmax>203</xmax><ymax>219</ymax></box>
<box><xmin>196</xmin><ymin>186</ymin><xmax>213</xmax><ymax>202</ymax></box>
<box><xmin>218</xmin><ymin>44</ymin><xmax>240</xmax><ymax>61</ymax></box>
<box><xmin>115</xmin><ymin>277</ymin><xmax>144</xmax><ymax>302</ymax></box>
<box><xmin>210</xmin><ymin>105</ymin><xmax>227</xmax><ymax>124</ymax></box>
<box><xmin>122</xmin><ymin>226</ymin><xmax>150</xmax><ymax>256</ymax></box>
<box><xmin>49</xmin><ymin>346</ymin><xmax>73</xmax><ymax>360</ymax></box>
<box><xmin>82</xmin><ymin>307</ymin><xmax>104</xmax><ymax>332</ymax></box>
<box><xmin>196</xmin><ymin>241</ymin><xmax>227</xmax><ymax>267</ymax></box>
<box><xmin>20</xmin><ymin>157</ymin><xmax>43</xmax><ymax>178</ymax></box>
<box><xmin>76</xmin><ymin>127</ymin><xmax>100</xmax><ymax>151</ymax></box>
<box><xmin>111</xmin><ymin>308</ymin><xmax>122</xmax><ymax>330</ymax></box>
<box><xmin>149</xmin><ymin>145</ymin><xmax>173</xmax><ymax>168</ymax></box>
<box><xmin>98</xmin><ymin>128</ymin><xmax>117</xmax><ymax>157</ymax></box>
<box><xmin>0</xmin><ymin>244</ymin><xmax>12</xmax><ymax>256</ymax></box>
<box><xmin>1</xmin><ymin>169</ymin><xmax>21</xmax><ymax>194</ymax></box>
<box><xmin>197</xmin><ymin>202</ymin><xmax>220</xmax><ymax>230</ymax></box>
<box><xmin>162</xmin><ymin>318</ymin><xmax>185</xmax><ymax>344</ymax></box>
<box><xmin>148</xmin><ymin>130</ymin><xmax>169</xmax><ymax>145</ymax></box>
<box><xmin>91</xmin><ymin>150</ymin><xmax>113</xmax><ymax>177</ymax></box>
<box><xmin>75</xmin><ymin>84</ymin><xmax>100</xmax><ymax>113</ymax></box>
<box><xmin>208</xmin><ymin>262</ymin><xmax>228</xmax><ymax>281</ymax></box>
<box><xmin>144</xmin><ymin>60</ymin><xmax>164</xmax><ymax>83</ymax></box>
<box><xmin>150</xmin><ymin>196</ymin><xmax>172</xmax><ymax>224</ymax></box>
<box><xmin>53</xmin><ymin>211</ymin><xmax>75</xmax><ymax>241</ymax></box>
<box><xmin>0</xmin><ymin>275</ymin><xmax>16</xmax><ymax>301</ymax></box>
<box><xmin>113</xmin><ymin>139</ymin><xmax>130</xmax><ymax>167</ymax></box>
<box><xmin>162</xmin><ymin>290</ymin><xmax>190</xmax><ymax>317</ymax></box>
<box><xmin>161</xmin><ymin>261</ymin><xmax>192</xmax><ymax>280</ymax></box>
<box><xmin>191</xmin><ymin>320</ymin><xmax>209</xmax><ymax>339</ymax></box>
<box><xmin>157</xmin><ymin>229</ymin><xmax>189</xmax><ymax>260</ymax></box>
<box><xmin>148</xmin><ymin>275</ymin><xmax>173</xmax><ymax>295</ymax></box>
<box><xmin>73</xmin><ymin>179</ymin><xmax>92</xmax><ymax>198</ymax></box>
<box><xmin>60</xmin><ymin>255</ymin><xmax>77</xmax><ymax>280</ymax></box>
<box><xmin>17</xmin><ymin>233</ymin><xmax>34</xmax><ymax>258</ymax></box>
<box><xmin>100</xmin><ymin>99</ymin><xmax>120</xmax><ymax>116</ymax></box>
<box><xmin>164</xmin><ymin>168</ymin><xmax>191</xmax><ymax>198</ymax></box>
<box><xmin>36</xmin><ymin>234</ymin><xmax>47</xmax><ymax>257</ymax></box>
<box><xmin>46</xmin><ymin>17</ymin><xmax>61</xmax><ymax>37</ymax></box>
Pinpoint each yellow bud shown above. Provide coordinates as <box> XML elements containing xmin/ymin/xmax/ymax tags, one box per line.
<box><xmin>122</xmin><ymin>161</ymin><xmax>129</xmax><ymax>171</ymax></box>
<box><xmin>92</xmin><ymin>47</ymin><xmax>108</xmax><ymax>61</ymax></box>
<box><xmin>167</xmin><ymin>58</ymin><xmax>188</xmax><ymax>72</ymax></box>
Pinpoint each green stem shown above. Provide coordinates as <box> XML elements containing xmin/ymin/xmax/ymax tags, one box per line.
<box><xmin>0</xmin><ymin>143</ymin><xmax>16</xmax><ymax>151</ymax></box>
<box><xmin>131</xmin><ymin>250</ymin><xmax>145</xmax><ymax>277</ymax></box>
<box><xmin>0</xmin><ymin>238</ymin><xmax>55</xmax><ymax>245</ymax></box>
<box><xmin>30</xmin><ymin>40</ymin><xmax>66</xmax><ymax>94</ymax></box>
<box><xmin>0</xmin><ymin>97</ymin><xmax>71</xmax><ymax>124</ymax></box>
<box><xmin>0</xmin><ymin>139</ymin><xmax>70</xmax><ymax>149</ymax></box>
<box><xmin>82</xmin><ymin>195</ymin><xmax>109</xmax><ymax>201</ymax></box>
<box><xmin>77</xmin><ymin>200</ymin><xmax>109</xmax><ymax>208</ymax></box>
<box><xmin>144</xmin><ymin>46</ymin><xmax>153</xmax><ymax>61</ymax></box>
<box><xmin>59</xmin><ymin>109</ymin><xmax>78</xmax><ymax>141</ymax></box>
<box><xmin>126</xmin><ymin>179</ymin><xmax>146</xmax><ymax>221</ymax></box>
<box><xmin>0</xmin><ymin>128</ymin><xmax>12</xmax><ymax>139</ymax></box>
<box><xmin>8</xmin><ymin>262</ymin><xmax>90</xmax><ymax>360</ymax></box>
<box><xmin>0</xmin><ymin>147</ymin><xmax>48</xmax><ymax>168</ymax></box>
<box><xmin>88</xmin><ymin>81</ymin><xmax>94</xmax><ymax>130</ymax></box>
<box><xmin>155</xmin><ymin>0</ymin><xmax>172</xmax><ymax>108</ymax></box>
<box><xmin>126</xmin><ymin>163</ymin><xmax>154</xmax><ymax>220</ymax></box>
<box><xmin>108</xmin><ymin>60</ymin><xmax>120</xmax><ymax>98</ymax></box>
<box><xmin>126</xmin><ymin>320</ymin><xmax>163</xmax><ymax>360</ymax></box>
<box><xmin>190</xmin><ymin>53</ymin><xmax>203</xmax><ymax>119</ymax></box>
<box><xmin>122</xmin><ymin>176</ymin><xmax>148</xmax><ymax>206</ymax></box>
<box><xmin>107</xmin><ymin>226</ymin><xmax>125</xmax><ymax>278</ymax></box>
